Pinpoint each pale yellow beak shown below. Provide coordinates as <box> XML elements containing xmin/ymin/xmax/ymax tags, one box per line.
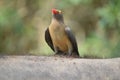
<box><xmin>55</xmin><ymin>10</ymin><xmax>62</xmax><ymax>14</ymax></box>
<box><xmin>58</xmin><ymin>10</ymin><xmax>62</xmax><ymax>14</ymax></box>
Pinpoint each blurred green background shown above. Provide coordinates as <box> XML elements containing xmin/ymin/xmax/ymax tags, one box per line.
<box><xmin>0</xmin><ymin>0</ymin><xmax>120</xmax><ymax>58</ymax></box>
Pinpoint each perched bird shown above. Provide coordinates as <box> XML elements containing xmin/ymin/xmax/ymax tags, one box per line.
<box><xmin>45</xmin><ymin>9</ymin><xmax>80</xmax><ymax>57</ymax></box>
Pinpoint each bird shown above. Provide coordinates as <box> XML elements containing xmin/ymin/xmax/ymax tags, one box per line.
<box><xmin>45</xmin><ymin>9</ymin><xmax>80</xmax><ymax>57</ymax></box>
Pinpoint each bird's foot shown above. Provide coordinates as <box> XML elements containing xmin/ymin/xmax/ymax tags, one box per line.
<box><xmin>66</xmin><ymin>53</ymin><xmax>80</xmax><ymax>58</ymax></box>
<box><xmin>54</xmin><ymin>51</ymin><xmax>66</xmax><ymax>57</ymax></box>
<box><xmin>66</xmin><ymin>53</ymin><xmax>72</xmax><ymax>58</ymax></box>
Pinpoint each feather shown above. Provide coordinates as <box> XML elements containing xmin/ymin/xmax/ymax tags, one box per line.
<box><xmin>45</xmin><ymin>28</ymin><xmax>54</xmax><ymax>51</ymax></box>
<box><xmin>65</xmin><ymin>27</ymin><xmax>79</xmax><ymax>56</ymax></box>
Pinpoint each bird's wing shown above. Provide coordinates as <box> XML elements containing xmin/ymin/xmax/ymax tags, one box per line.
<box><xmin>45</xmin><ymin>28</ymin><xmax>54</xmax><ymax>51</ymax></box>
<box><xmin>65</xmin><ymin>27</ymin><xmax>79</xmax><ymax>56</ymax></box>
<box><xmin>45</xmin><ymin>28</ymin><xmax>63</xmax><ymax>54</ymax></box>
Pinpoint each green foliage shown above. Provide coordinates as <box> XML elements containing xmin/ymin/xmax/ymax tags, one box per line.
<box><xmin>112</xmin><ymin>40</ymin><xmax>120</xmax><ymax>58</ymax></box>
<box><xmin>0</xmin><ymin>6</ymin><xmax>37</xmax><ymax>54</ymax></box>
<box><xmin>0</xmin><ymin>7</ymin><xmax>24</xmax><ymax>34</ymax></box>
<box><xmin>80</xmin><ymin>35</ymin><xmax>112</xmax><ymax>58</ymax></box>
<box><xmin>57</xmin><ymin>0</ymin><xmax>92</xmax><ymax>8</ymax></box>
<box><xmin>94</xmin><ymin>0</ymin><xmax>120</xmax><ymax>58</ymax></box>
<box><xmin>97</xmin><ymin>0</ymin><xmax>120</xmax><ymax>28</ymax></box>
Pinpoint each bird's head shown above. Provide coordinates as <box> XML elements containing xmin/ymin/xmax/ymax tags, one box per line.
<box><xmin>52</xmin><ymin>9</ymin><xmax>64</xmax><ymax>22</ymax></box>
<box><xmin>52</xmin><ymin>9</ymin><xmax>62</xmax><ymax>15</ymax></box>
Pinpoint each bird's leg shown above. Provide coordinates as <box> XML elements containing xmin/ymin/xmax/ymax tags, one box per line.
<box><xmin>54</xmin><ymin>45</ymin><xmax>58</xmax><ymax>54</ymax></box>
<box><xmin>67</xmin><ymin>48</ymin><xmax>73</xmax><ymax>57</ymax></box>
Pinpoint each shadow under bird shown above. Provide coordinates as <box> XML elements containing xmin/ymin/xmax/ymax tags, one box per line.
<box><xmin>45</xmin><ymin>9</ymin><xmax>80</xmax><ymax>58</ymax></box>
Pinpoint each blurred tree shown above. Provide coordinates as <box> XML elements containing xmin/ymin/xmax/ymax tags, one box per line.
<box><xmin>0</xmin><ymin>0</ymin><xmax>37</xmax><ymax>54</ymax></box>
<box><xmin>0</xmin><ymin>0</ymin><xmax>120</xmax><ymax>58</ymax></box>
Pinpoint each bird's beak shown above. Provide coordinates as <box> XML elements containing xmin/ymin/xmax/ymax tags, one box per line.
<box><xmin>58</xmin><ymin>10</ymin><xmax>62</xmax><ymax>14</ymax></box>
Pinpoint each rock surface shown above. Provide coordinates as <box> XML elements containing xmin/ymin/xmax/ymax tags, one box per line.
<box><xmin>0</xmin><ymin>56</ymin><xmax>120</xmax><ymax>80</ymax></box>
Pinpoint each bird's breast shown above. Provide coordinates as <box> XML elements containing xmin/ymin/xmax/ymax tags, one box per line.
<box><xmin>49</xmin><ymin>23</ymin><xmax>72</xmax><ymax>52</ymax></box>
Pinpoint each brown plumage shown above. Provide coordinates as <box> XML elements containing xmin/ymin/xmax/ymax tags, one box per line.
<box><xmin>45</xmin><ymin>9</ymin><xmax>80</xmax><ymax>57</ymax></box>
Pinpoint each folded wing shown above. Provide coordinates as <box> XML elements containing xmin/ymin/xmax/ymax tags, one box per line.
<box><xmin>65</xmin><ymin>27</ymin><xmax>79</xmax><ymax>56</ymax></box>
<box><xmin>45</xmin><ymin>28</ymin><xmax>54</xmax><ymax>51</ymax></box>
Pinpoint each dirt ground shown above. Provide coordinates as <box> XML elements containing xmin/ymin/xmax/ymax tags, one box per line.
<box><xmin>0</xmin><ymin>56</ymin><xmax>120</xmax><ymax>80</ymax></box>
